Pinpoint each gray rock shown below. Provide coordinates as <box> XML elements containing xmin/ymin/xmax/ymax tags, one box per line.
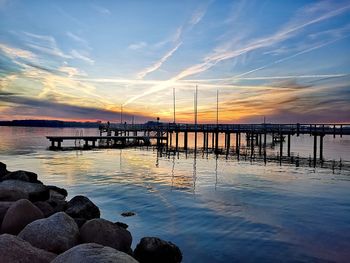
<box><xmin>48</xmin><ymin>198</ymin><xmax>67</xmax><ymax>212</ymax></box>
<box><xmin>47</xmin><ymin>185</ymin><xmax>68</xmax><ymax>198</ymax></box>
<box><xmin>66</xmin><ymin>195</ymin><xmax>100</xmax><ymax>220</ymax></box>
<box><xmin>74</xmin><ymin>217</ymin><xmax>87</xmax><ymax>228</ymax></box>
<box><xmin>0</xmin><ymin>180</ymin><xmax>49</xmax><ymax>202</ymax></box>
<box><xmin>0</xmin><ymin>201</ymin><xmax>13</xmax><ymax>225</ymax></box>
<box><xmin>34</xmin><ymin>201</ymin><xmax>55</xmax><ymax>217</ymax></box>
<box><xmin>121</xmin><ymin>211</ymin><xmax>136</xmax><ymax>217</ymax></box>
<box><xmin>0</xmin><ymin>234</ymin><xmax>56</xmax><ymax>263</ymax></box>
<box><xmin>18</xmin><ymin>212</ymin><xmax>79</xmax><ymax>254</ymax></box>
<box><xmin>0</xmin><ymin>162</ymin><xmax>8</xmax><ymax>177</ymax></box>
<box><xmin>51</xmin><ymin>243</ymin><xmax>138</xmax><ymax>263</ymax></box>
<box><xmin>1</xmin><ymin>199</ymin><xmax>44</xmax><ymax>234</ymax></box>
<box><xmin>2</xmin><ymin>170</ymin><xmax>39</xmax><ymax>183</ymax></box>
<box><xmin>134</xmin><ymin>237</ymin><xmax>182</xmax><ymax>263</ymax></box>
<box><xmin>0</xmin><ymin>188</ymin><xmax>28</xmax><ymax>201</ymax></box>
<box><xmin>80</xmin><ymin>218</ymin><xmax>132</xmax><ymax>252</ymax></box>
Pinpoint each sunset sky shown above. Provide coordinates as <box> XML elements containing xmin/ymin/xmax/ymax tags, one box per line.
<box><xmin>0</xmin><ymin>0</ymin><xmax>350</xmax><ymax>123</ymax></box>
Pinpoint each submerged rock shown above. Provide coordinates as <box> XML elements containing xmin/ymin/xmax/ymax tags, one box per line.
<box><xmin>121</xmin><ymin>211</ymin><xmax>136</xmax><ymax>217</ymax></box>
<box><xmin>134</xmin><ymin>237</ymin><xmax>182</xmax><ymax>263</ymax></box>
<box><xmin>51</xmin><ymin>243</ymin><xmax>138</xmax><ymax>263</ymax></box>
<box><xmin>80</xmin><ymin>218</ymin><xmax>132</xmax><ymax>252</ymax></box>
<box><xmin>66</xmin><ymin>195</ymin><xmax>100</xmax><ymax>220</ymax></box>
<box><xmin>0</xmin><ymin>180</ymin><xmax>49</xmax><ymax>202</ymax></box>
<box><xmin>0</xmin><ymin>234</ymin><xmax>56</xmax><ymax>263</ymax></box>
<box><xmin>18</xmin><ymin>212</ymin><xmax>79</xmax><ymax>254</ymax></box>
<box><xmin>1</xmin><ymin>199</ymin><xmax>44</xmax><ymax>234</ymax></box>
<box><xmin>0</xmin><ymin>188</ymin><xmax>28</xmax><ymax>201</ymax></box>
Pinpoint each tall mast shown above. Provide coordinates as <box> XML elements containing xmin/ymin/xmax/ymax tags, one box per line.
<box><xmin>173</xmin><ymin>88</ymin><xmax>176</xmax><ymax>123</ymax></box>
<box><xmin>216</xmin><ymin>89</ymin><xmax>219</xmax><ymax>127</ymax></box>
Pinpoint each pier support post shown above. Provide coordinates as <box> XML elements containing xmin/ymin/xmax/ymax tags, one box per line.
<box><xmin>215</xmin><ymin>131</ymin><xmax>219</xmax><ymax>154</ymax></box>
<box><xmin>287</xmin><ymin>133</ymin><xmax>291</xmax><ymax>157</ymax></box>
<box><xmin>320</xmin><ymin>134</ymin><xmax>324</xmax><ymax>161</ymax></box>
<box><xmin>279</xmin><ymin>133</ymin><xmax>283</xmax><ymax>161</ymax></box>
<box><xmin>184</xmin><ymin>131</ymin><xmax>188</xmax><ymax>151</ymax></box>
<box><xmin>175</xmin><ymin>131</ymin><xmax>179</xmax><ymax>152</ymax></box>
<box><xmin>313</xmin><ymin>134</ymin><xmax>317</xmax><ymax>167</ymax></box>
<box><xmin>226</xmin><ymin>132</ymin><xmax>230</xmax><ymax>156</ymax></box>
<box><xmin>212</xmin><ymin>132</ymin><xmax>215</xmax><ymax>150</ymax></box>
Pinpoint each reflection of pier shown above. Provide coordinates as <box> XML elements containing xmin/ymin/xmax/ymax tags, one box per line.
<box><xmin>99</xmin><ymin>123</ymin><xmax>349</xmax><ymax>166</ymax></box>
<box><xmin>46</xmin><ymin>135</ymin><xmax>165</xmax><ymax>149</ymax></box>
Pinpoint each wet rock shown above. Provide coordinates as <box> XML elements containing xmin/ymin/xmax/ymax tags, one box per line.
<box><xmin>18</xmin><ymin>212</ymin><xmax>79</xmax><ymax>254</ymax></box>
<box><xmin>134</xmin><ymin>237</ymin><xmax>182</xmax><ymax>263</ymax></box>
<box><xmin>0</xmin><ymin>202</ymin><xmax>13</xmax><ymax>225</ymax></box>
<box><xmin>0</xmin><ymin>188</ymin><xmax>28</xmax><ymax>201</ymax></box>
<box><xmin>0</xmin><ymin>180</ymin><xmax>49</xmax><ymax>202</ymax></box>
<box><xmin>121</xmin><ymin>211</ymin><xmax>136</xmax><ymax>217</ymax></box>
<box><xmin>66</xmin><ymin>195</ymin><xmax>100</xmax><ymax>220</ymax></box>
<box><xmin>80</xmin><ymin>218</ymin><xmax>132</xmax><ymax>252</ymax></box>
<box><xmin>0</xmin><ymin>162</ymin><xmax>8</xmax><ymax>177</ymax></box>
<box><xmin>1</xmin><ymin>199</ymin><xmax>44</xmax><ymax>234</ymax></box>
<box><xmin>0</xmin><ymin>234</ymin><xmax>56</xmax><ymax>263</ymax></box>
<box><xmin>47</xmin><ymin>185</ymin><xmax>68</xmax><ymax>198</ymax></box>
<box><xmin>1</xmin><ymin>170</ymin><xmax>40</xmax><ymax>183</ymax></box>
<box><xmin>74</xmin><ymin>217</ymin><xmax>87</xmax><ymax>228</ymax></box>
<box><xmin>34</xmin><ymin>201</ymin><xmax>55</xmax><ymax>217</ymax></box>
<box><xmin>115</xmin><ymin>221</ymin><xmax>129</xmax><ymax>229</ymax></box>
<box><xmin>51</xmin><ymin>243</ymin><xmax>138</xmax><ymax>263</ymax></box>
<box><xmin>48</xmin><ymin>198</ymin><xmax>67</xmax><ymax>212</ymax></box>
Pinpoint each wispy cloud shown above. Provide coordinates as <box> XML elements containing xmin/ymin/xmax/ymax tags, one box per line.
<box><xmin>70</xmin><ymin>49</ymin><xmax>94</xmax><ymax>65</ymax></box>
<box><xmin>0</xmin><ymin>43</ymin><xmax>35</xmax><ymax>60</ymax></box>
<box><xmin>91</xmin><ymin>4</ymin><xmax>111</xmax><ymax>15</ymax></box>
<box><xmin>128</xmin><ymin>41</ymin><xmax>147</xmax><ymax>50</ymax></box>
<box><xmin>66</xmin><ymin>31</ymin><xmax>91</xmax><ymax>50</ymax></box>
<box><xmin>136</xmin><ymin>42</ymin><xmax>182</xmax><ymax>79</ymax></box>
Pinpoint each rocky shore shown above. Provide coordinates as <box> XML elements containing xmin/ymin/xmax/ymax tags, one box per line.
<box><xmin>0</xmin><ymin>162</ymin><xmax>182</xmax><ymax>263</ymax></box>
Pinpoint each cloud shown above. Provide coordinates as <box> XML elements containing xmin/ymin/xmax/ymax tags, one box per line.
<box><xmin>0</xmin><ymin>93</ymin><xmax>149</xmax><ymax>121</ymax></box>
<box><xmin>70</xmin><ymin>49</ymin><xmax>94</xmax><ymax>65</ymax></box>
<box><xmin>189</xmin><ymin>5</ymin><xmax>207</xmax><ymax>26</ymax></box>
<box><xmin>66</xmin><ymin>32</ymin><xmax>91</xmax><ymax>50</ymax></box>
<box><xmin>91</xmin><ymin>4</ymin><xmax>111</xmax><ymax>15</ymax></box>
<box><xmin>136</xmin><ymin>42</ymin><xmax>182</xmax><ymax>79</ymax></box>
<box><xmin>128</xmin><ymin>41</ymin><xmax>147</xmax><ymax>50</ymax></box>
<box><xmin>0</xmin><ymin>43</ymin><xmax>35</xmax><ymax>60</ymax></box>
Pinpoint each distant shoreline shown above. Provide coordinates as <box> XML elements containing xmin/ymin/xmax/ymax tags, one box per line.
<box><xmin>0</xmin><ymin>120</ymin><xmax>102</xmax><ymax>128</ymax></box>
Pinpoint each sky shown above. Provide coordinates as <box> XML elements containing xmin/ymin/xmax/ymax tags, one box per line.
<box><xmin>0</xmin><ymin>0</ymin><xmax>350</xmax><ymax>123</ymax></box>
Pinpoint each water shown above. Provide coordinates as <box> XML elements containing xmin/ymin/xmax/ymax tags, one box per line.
<box><xmin>1</xmin><ymin>126</ymin><xmax>350</xmax><ymax>262</ymax></box>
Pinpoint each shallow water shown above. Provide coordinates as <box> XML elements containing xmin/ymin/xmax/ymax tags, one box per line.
<box><xmin>0</xmin><ymin>126</ymin><xmax>350</xmax><ymax>262</ymax></box>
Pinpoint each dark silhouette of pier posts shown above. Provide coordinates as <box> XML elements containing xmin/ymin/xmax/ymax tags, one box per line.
<box><xmin>287</xmin><ymin>133</ymin><xmax>291</xmax><ymax>157</ymax></box>
<box><xmin>279</xmin><ymin>133</ymin><xmax>283</xmax><ymax>163</ymax></box>
<box><xmin>313</xmin><ymin>134</ymin><xmax>317</xmax><ymax>167</ymax></box>
<box><xmin>184</xmin><ymin>131</ymin><xmax>188</xmax><ymax>151</ymax></box>
<box><xmin>212</xmin><ymin>132</ymin><xmax>215</xmax><ymax>150</ymax></box>
<box><xmin>215</xmin><ymin>130</ymin><xmax>219</xmax><ymax>154</ymax></box>
<box><xmin>175</xmin><ymin>130</ymin><xmax>179</xmax><ymax>152</ymax></box>
<box><xmin>226</xmin><ymin>132</ymin><xmax>230</xmax><ymax>156</ymax></box>
<box><xmin>320</xmin><ymin>134</ymin><xmax>324</xmax><ymax>161</ymax></box>
<box><xmin>259</xmin><ymin>133</ymin><xmax>262</xmax><ymax>155</ymax></box>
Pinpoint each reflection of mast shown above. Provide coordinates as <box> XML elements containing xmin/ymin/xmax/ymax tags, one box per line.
<box><xmin>215</xmin><ymin>155</ymin><xmax>218</xmax><ymax>190</ymax></box>
<box><xmin>192</xmin><ymin>156</ymin><xmax>197</xmax><ymax>193</ymax></box>
<box><xmin>194</xmin><ymin>85</ymin><xmax>198</xmax><ymax>155</ymax></box>
<box><xmin>171</xmin><ymin>155</ymin><xmax>175</xmax><ymax>190</ymax></box>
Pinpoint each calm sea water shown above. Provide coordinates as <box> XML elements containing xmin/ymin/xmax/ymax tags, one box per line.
<box><xmin>0</xmin><ymin>126</ymin><xmax>350</xmax><ymax>262</ymax></box>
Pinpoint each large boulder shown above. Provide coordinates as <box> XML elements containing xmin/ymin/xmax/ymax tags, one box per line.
<box><xmin>0</xmin><ymin>162</ymin><xmax>8</xmax><ymax>177</ymax></box>
<box><xmin>0</xmin><ymin>234</ymin><xmax>56</xmax><ymax>263</ymax></box>
<box><xmin>1</xmin><ymin>199</ymin><xmax>44</xmax><ymax>234</ymax></box>
<box><xmin>134</xmin><ymin>237</ymin><xmax>182</xmax><ymax>263</ymax></box>
<box><xmin>1</xmin><ymin>170</ymin><xmax>40</xmax><ymax>183</ymax></box>
<box><xmin>51</xmin><ymin>243</ymin><xmax>138</xmax><ymax>263</ymax></box>
<box><xmin>0</xmin><ymin>180</ymin><xmax>49</xmax><ymax>202</ymax></box>
<box><xmin>0</xmin><ymin>188</ymin><xmax>28</xmax><ymax>201</ymax></box>
<box><xmin>34</xmin><ymin>201</ymin><xmax>55</xmax><ymax>217</ymax></box>
<box><xmin>47</xmin><ymin>185</ymin><xmax>68</xmax><ymax>198</ymax></box>
<box><xmin>66</xmin><ymin>195</ymin><xmax>100</xmax><ymax>220</ymax></box>
<box><xmin>18</xmin><ymin>212</ymin><xmax>79</xmax><ymax>254</ymax></box>
<box><xmin>80</xmin><ymin>218</ymin><xmax>132</xmax><ymax>252</ymax></box>
<box><xmin>0</xmin><ymin>202</ymin><xmax>13</xmax><ymax>225</ymax></box>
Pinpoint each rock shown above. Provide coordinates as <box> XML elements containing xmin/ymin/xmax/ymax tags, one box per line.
<box><xmin>0</xmin><ymin>202</ymin><xmax>13</xmax><ymax>225</ymax></box>
<box><xmin>18</xmin><ymin>212</ymin><xmax>79</xmax><ymax>254</ymax></box>
<box><xmin>66</xmin><ymin>195</ymin><xmax>100</xmax><ymax>220</ymax></box>
<box><xmin>48</xmin><ymin>198</ymin><xmax>67</xmax><ymax>212</ymax></box>
<box><xmin>47</xmin><ymin>185</ymin><xmax>68</xmax><ymax>198</ymax></box>
<box><xmin>1</xmin><ymin>170</ymin><xmax>40</xmax><ymax>183</ymax></box>
<box><xmin>51</xmin><ymin>243</ymin><xmax>138</xmax><ymax>263</ymax></box>
<box><xmin>0</xmin><ymin>234</ymin><xmax>56</xmax><ymax>263</ymax></box>
<box><xmin>74</xmin><ymin>217</ymin><xmax>87</xmax><ymax>228</ymax></box>
<box><xmin>0</xmin><ymin>180</ymin><xmax>49</xmax><ymax>202</ymax></box>
<box><xmin>121</xmin><ymin>211</ymin><xmax>136</xmax><ymax>217</ymax></box>
<box><xmin>34</xmin><ymin>201</ymin><xmax>55</xmax><ymax>217</ymax></box>
<box><xmin>0</xmin><ymin>188</ymin><xmax>28</xmax><ymax>201</ymax></box>
<box><xmin>1</xmin><ymin>199</ymin><xmax>44</xmax><ymax>234</ymax></box>
<box><xmin>0</xmin><ymin>162</ymin><xmax>8</xmax><ymax>177</ymax></box>
<box><xmin>115</xmin><ymin>221</ymin><xmax>129</xmax><ymax>229</ymax></box>
<box><xmin>80</xmin><ymin>218</ymin><xmax>132</xmax><ymax>252</ymax></box>
<box><xmin>134</xmin><ymin>237</ymin><xmax>182</xmax><ymax>263</ymax></box>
